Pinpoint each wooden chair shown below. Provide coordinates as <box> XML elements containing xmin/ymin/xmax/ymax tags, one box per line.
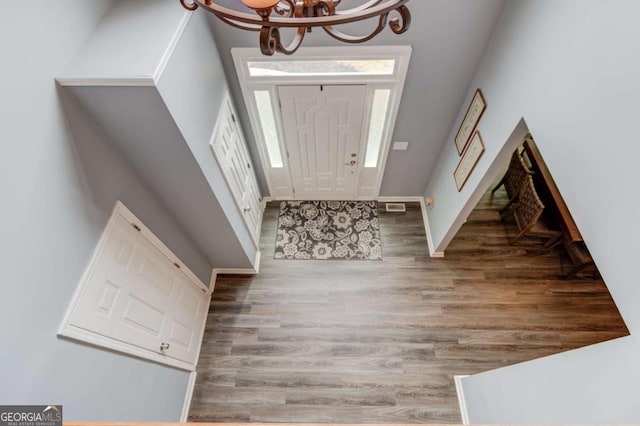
<box><xmin>492</xmin><ymin>150</ymin><xmax>532</xmax><ymax>212</ymax></box>
<box><xmin>503</xmin><ymin>175</ymin><xmax>562</xmax><ymax>248</ymax></box>
<box><xmin>562</xmin><ymin>239</ymin><xmax>596</xmax><ymax>279</ymax></box>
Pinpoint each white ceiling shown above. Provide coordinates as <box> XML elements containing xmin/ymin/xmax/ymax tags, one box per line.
<box><xmin>205</xmin><ymin>0</ymin><xmax>507</xmax><ymax>195</ymax></box>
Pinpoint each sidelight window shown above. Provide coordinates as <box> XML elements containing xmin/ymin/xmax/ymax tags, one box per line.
<box><xmin>364</xmin><ymin>89</ymin><xmax>391</xmax><ymax>168</ymax></box>
<box><xmin>253</xmin><ymin>90</ymin><xmax>284</xmax><ymax>168</ymax></box>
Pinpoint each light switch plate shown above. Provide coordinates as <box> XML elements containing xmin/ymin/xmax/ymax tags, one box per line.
<box><xmin>393</xmin><ymin>141</ymin><xmax>409</xmax><ymax>150</ymax></box>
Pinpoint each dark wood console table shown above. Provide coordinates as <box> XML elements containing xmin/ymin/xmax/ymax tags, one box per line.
<box><xmin>521</xmin><ymin>137</ymin><xmax>582</xmax><ymax>243</ymax></box>
<box><xmin>521</xmin><ymin>136</ymin><xmax>594</xmax><ymax>278</ymax></box>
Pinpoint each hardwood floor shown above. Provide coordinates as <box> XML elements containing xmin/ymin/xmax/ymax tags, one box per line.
<box><xmin>189</xmin><ymin>189</ymin><xmax>628</xmax><ymax>423</ymax></box>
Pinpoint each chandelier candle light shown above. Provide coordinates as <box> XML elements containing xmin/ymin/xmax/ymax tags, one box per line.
<box><xmin>179</xmin><ymin>0</ymin><xmax>411</xmax><ymax>55</ymax></box>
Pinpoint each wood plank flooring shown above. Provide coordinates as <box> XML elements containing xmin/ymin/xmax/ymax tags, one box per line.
<box><xmin>189</xmin><ymin>189</ymin><xmax>628</xmax><ymax>423</ymax></box>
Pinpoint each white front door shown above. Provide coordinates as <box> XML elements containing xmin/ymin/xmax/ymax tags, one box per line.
<box><xmin>278</xmin><ymin>85</ymin><xmax>366</xmax><ymax>199</ymax></box>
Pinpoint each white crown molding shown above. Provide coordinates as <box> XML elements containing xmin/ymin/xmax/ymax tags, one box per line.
<box><xmin>153</xmin><ymin>10</ymin><xmax>192</xmax><ymax>83</ymax></box>
<box><xmin>56</xmin><ymin>10</ymin><xmax>192</xmax><ymax>87</ymax></box>
<box><xmin>55</xmin><ymin>77</ymin><xmax>156</xmax><ymax>87</ymax></box>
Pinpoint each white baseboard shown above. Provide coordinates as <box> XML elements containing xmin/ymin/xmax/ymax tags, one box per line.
<box><xmin>263</xmin><ymin>196</ymin><xmax>297</xmax><ymax>203</ymax></box>
<box><xmin>378</xmin><ymin>196</ymin><xmax>445</xmax><ymax>258</ymax></box>
<box><xmin>180</xmin><ymin>371</ymin><xmax>197</xmax><ymax>422</ymax></box>
<box><xmin>210</xmin><ymin>250</ymin><xmax>261</xmax><ymax>289</ymax></box>
<box><xmin>419</xmin><ymin>201</ymin><xmax>445</xmax><ymax>258</ymax></box>
<box><xmin>454</xmin><ymin>375</ymin><xmax>470</xmax><ymax>425</ymax></box>
<box><xmin>377</xmin><ymin>196</ymin><xmax>423</xmax><ymax>203</ymax></box>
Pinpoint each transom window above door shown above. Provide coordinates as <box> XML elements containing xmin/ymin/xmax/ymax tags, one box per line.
<box><xmin>247</xmin><ymin>59</ymin><xmax>396</xmax><ymax>77</ymax></box>
<box><xmin>232</xmin><ymin>46</ymin><xmax>412</xmax><ymax>200</ymax></box>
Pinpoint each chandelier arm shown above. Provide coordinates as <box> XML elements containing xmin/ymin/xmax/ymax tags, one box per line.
<box><xmin>259</xmin><ymin>27</ymin><xmax>278</xmax><ymax>56</ymax></box>
<box><xmin>274</xmin><ymin>0</ymin><xmax>295</xmax><ymax>17</ymax></box>
<box><xmin>179</xmin><ymin>0</ymin><xmax>199</xmax><ymax>10</ymax></box>
<box><xmin>259</xmin><ymin>26</ymin><xmax>306</xmax><ymax>56</ymax></box>
<box><xmin>317</xmin><ymin>0</ymin><xmax>335</xmax><ymax>16</ymax></box>
<box><xmin>193</xmin><ymin>0</ymin><xmax>409</xmax><ymax>28</ymax></box>
<box><xmin>332</xmin><ymin>0</ymin><xmax>385</xmax><ymax>14</ymax></box>
<box><xmin>274</xmin><ymin>1</ymin><xmax>306</xmax><ymax>55</ymax></box>
<box><xmin>183</xmin><ymin>0</ymin><xmax>410</xmax><ymax>55</ymax></box>
<box><xmin>218</xmin><ymin>16</ymin><xmax>262</xmax><ymax>31</ymax></box>
<box><xmin>322</xmin><ymin>13</ymin><xmax>387</xmax><ymax>44</ymax></box>
<box><xmin>388</xmin><ymin>5</ymin><xmax>411</xmax><ymax>34</ymax></box>
<box><xmin>277</xmin><ymin>26</ymin><xmax>307</xmax><ymax>55</ymax></box>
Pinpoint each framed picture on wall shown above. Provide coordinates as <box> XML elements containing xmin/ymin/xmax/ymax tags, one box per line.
<box><xmin>454</xmin><ymin>131</ymin><xmax>485</xmax><ymax>191</ymax></box>
<box><xmin>454</xmin><ymin>89</ymin><xmax>486</xmax><ymax>155</ymax></box>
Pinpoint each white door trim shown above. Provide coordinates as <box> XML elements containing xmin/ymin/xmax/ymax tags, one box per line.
<box><xmin>232</xmin><ymin>46</ymin><xmax>412</xmax><ymax>200</ymax></box>
<box><xmin>58</xmin><ymin>201</ymin><xmax>210</xmax><ymax>372</ymax></box>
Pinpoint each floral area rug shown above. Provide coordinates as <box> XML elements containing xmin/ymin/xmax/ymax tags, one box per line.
<box><xmin>275</xmin><ymin>201</ymin><xmax>382</xmax><ymax>260</ymax></box>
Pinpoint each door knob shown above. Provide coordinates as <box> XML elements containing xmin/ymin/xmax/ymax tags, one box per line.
<box><xmin>244</xmin><ymin>206</ymin><xmax>251</xmax><ymax>213</ymax></box>
<box><xmin>160</xmin><ymin>342</ymin><xmax>170</xmax><ymax>352</ymax></box>
<box><xmin>345</xmin><ymin>160</ymin><xmax>357</xmax><ymax>166</ymax></box>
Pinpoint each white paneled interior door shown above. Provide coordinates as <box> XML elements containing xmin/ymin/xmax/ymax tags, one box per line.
<box><xmin>60</xmin><ymin>202</ymin><xmax>209</xmax><ymax>371</ymax></box>
<box><xmin>211</xmin><ymin>94</ymin><xmax>262</xmax><ymax>244</ymax></box>
<box><xmin>278</xmin><ymin>85</ymin><xmax>366</xmax><ymax>199</ymax></box>
<box><xmin>71</xmin><ymin>214</ymin><xmax>176</xmax><ymax>353</ymax></box>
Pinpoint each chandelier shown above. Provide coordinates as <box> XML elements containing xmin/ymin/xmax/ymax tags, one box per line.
<box><xmin>179</xmin><ymin>0</ymin><xmax>411</xmax><ymax>56</ymax></box>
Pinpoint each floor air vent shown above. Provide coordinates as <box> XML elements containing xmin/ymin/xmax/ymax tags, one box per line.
<box><xmin>385</xmin><ymin>203</ymin><xmax>406</xmax><ymax>213</ymax></box>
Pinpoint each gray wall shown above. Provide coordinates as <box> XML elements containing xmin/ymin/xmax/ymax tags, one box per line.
<box><xmin>157</xmin><ymin>11</ymin><xmax>258</xmax><ymax>266</ymax></box>
<box><xmin>67</xmin><ymin>85</ymin><xmax>252</xmax><ymax>272</ymax></box>
<box><xmin>463</xmin><ymin>335</ymin><xmax>640</xmax><ymax>423</ymax></box>
<box><xmin>0</xmin><ymin>1</ymin><xmax>202</xmax><ymax>421</ymax></box>
<box><xmin>61</xmin><ymin>0</ymin><xmax>256</xmax><ymax>270</ymax></box>
<box><xmin>205</xmin><ymin>0</ymin><xmax>506</xmax><ymax>196</ymax></box>
<box><xmin>424</xmin><ymin>1</ymin><xmax>640</xmax><ymax>422</ymax></box>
